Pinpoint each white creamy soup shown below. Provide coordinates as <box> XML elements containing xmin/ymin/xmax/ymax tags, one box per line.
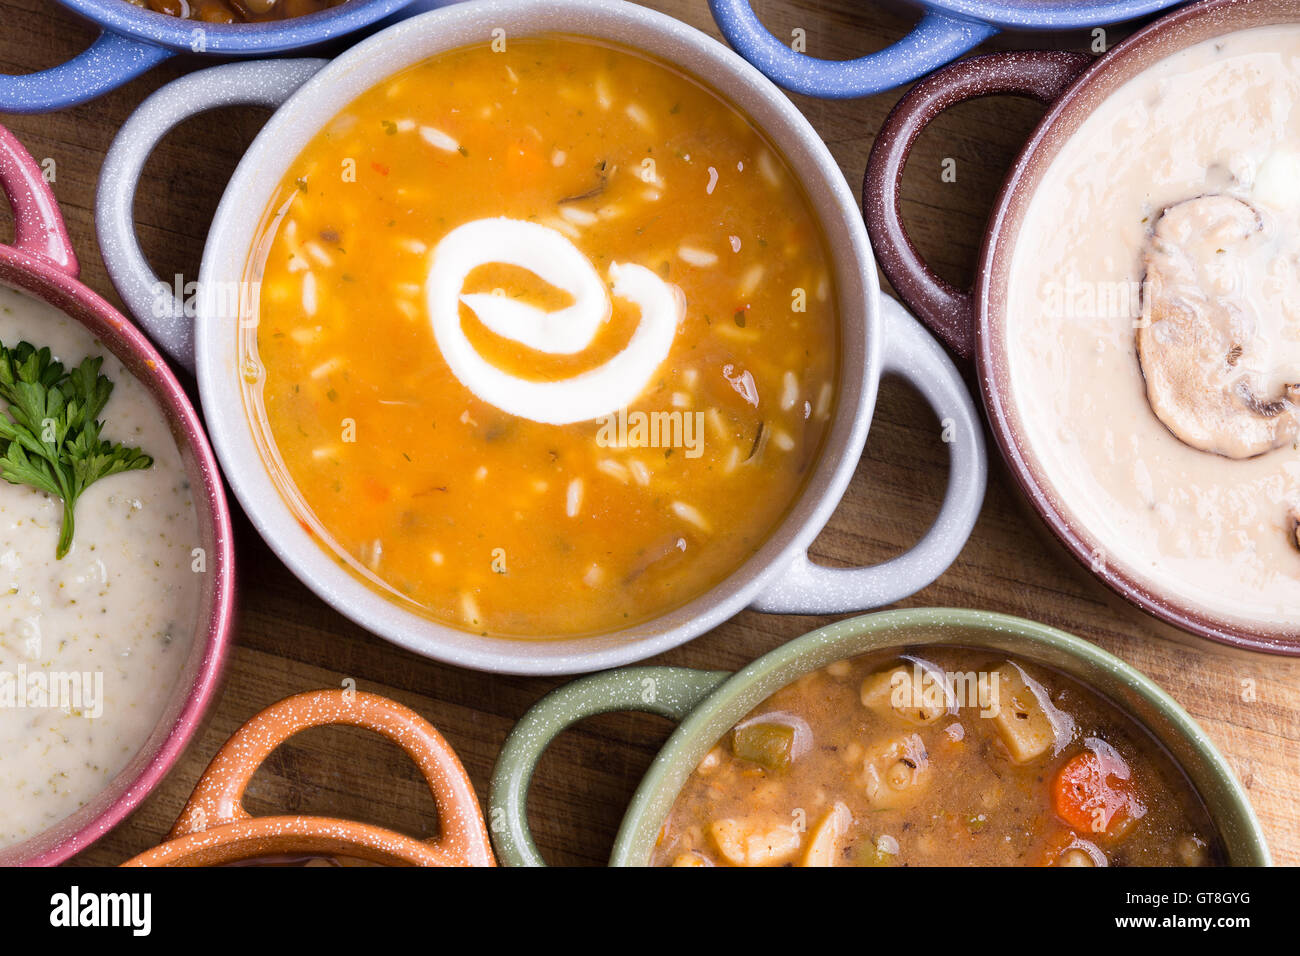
<box><xmin>0</xmin><ymin>286</ymin><xmax>201</xmax><ymax>849</ymax></box>
<box><xmin>1008</xmin><ymin>25</ymin><xmax>1300</xmax><ymax>628</ymax></box>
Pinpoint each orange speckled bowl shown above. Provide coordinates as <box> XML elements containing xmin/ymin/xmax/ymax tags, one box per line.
<box><xmin>122</xmin><ymin>690</ymin><xmax>494</xmax><ymax>867</ymax></box>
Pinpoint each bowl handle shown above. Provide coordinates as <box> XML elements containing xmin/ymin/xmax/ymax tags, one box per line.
<box><xmin>488</xmin><ymin>667</ymin><xmax>730</xmax><ymax>867</ymax></box>
<box><xmin>169</xmin><ymin>689</ymin><xmax>495</xmax><ymax>867</ymax></box>
<box><xmin>863</xmin><ymin>50</ymin><xmax>1093</xmax><ymax>359</ymax></box>
<box><xmin>96</xmin><ymin>59</ymin><xmax>327</xmax><ymax>374</ymax></box>
<box><xmin>0</xmin><ymin>126</ymin><xmax>78</xmax><ymax>277</ymax></box>
<box><xmin>0</xmin><ymin>31</ymin><xmax>173</xmax><ymax>114</ymax></box>
<box><xmin>750</xmin><ymin>295</ymin><xmax>986</xmax><ymax>613</ymax></box>
<box><xmin>708</xmin><ymin>0</ymin><xmax>997</xmax><ymax>99</ymax></box>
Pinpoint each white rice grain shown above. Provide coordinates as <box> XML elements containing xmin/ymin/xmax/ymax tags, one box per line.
<box><xmin>670</xmin><ymin>501</ymin><xmax>711</xmax><ymax>533</ymax></box>
<box><xmin>781</xmin><ymin>371</ymin><xmax>799</xmax><ymax>411</ymax></box>
<box><xmin>419</xmin><ymin>125</ymin><xmax>460</xmax><ymax>153</ymax></box>
<box><xmin>301</xmin><ymin>272</ymin><xmax>318</xmax><ymax>317</ymax></box>
<box><xmin>678</xmin><ymin>246</ymin><xmax>718</xmax><ymax>268</ymax></box>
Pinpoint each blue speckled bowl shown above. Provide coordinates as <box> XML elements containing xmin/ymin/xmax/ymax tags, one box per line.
<box><xmin>0</xmin><ymin>0</ymin><xmax>424</xmax><ymax>113</ymax></box>
<box><xmin>708</xmin><ymin>0</ymin><xmax>1191</xmax><ymax>98</ymax></box>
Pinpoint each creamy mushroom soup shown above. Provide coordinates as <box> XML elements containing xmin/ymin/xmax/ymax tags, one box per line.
<box><xmin>1007</xmin><ymin>26</ymin><xmax>1300</xmax><ymax>627</ymax></box>
<box><xmin>0</xmin><ymin>287</ymin><xmax>202</xmax><ymax>849</ymax></box>
<box><xmin>240</xmin><ymin>34</ymin><xmax>839</xmax><ymax>638</ymax></box>
<box><xmin>653</xmin><ymin>647</ymin><xmax>1222</xmax><ymax>867</ymax></box>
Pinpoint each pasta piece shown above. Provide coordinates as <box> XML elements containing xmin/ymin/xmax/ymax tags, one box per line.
<box><xmin>860</xmin><ymin>665</ymin><xmax>951</xmax><ymax>726</ymax></box>
<box><xmin>709</xmin><ymin>817</ymin><xmax>801</xmax><ymax>866</ymax></box>
<box><xmin>801</xmin><ymin>802</ymin><xmax>851</xmax><ymax>867</ymax></box>
<box><xmin>1058</xmin><ymin>848</ymin><xmax>1098</xmax><ymax>867</ymax></box>
<box><xmin>861</xmin><ymin>734</ymin><xmax>930</xmax><ymax>810</ymax></box>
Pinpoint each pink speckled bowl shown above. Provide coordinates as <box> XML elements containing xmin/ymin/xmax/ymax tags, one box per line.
<box><xmin>122</xmin><ymin>690</ymin><xmax>495</xmax><ymax>867</ymax></box>
<box><xmin>0</xmin><ymin>124</ymin><xmax>236</xmax><ymax>866</ymax></box>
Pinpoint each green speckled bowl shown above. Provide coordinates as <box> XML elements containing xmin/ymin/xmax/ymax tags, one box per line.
<box><xmin>489</xmin><ymin>608</ymin><xmax>1271</xmax><ymax>866</ymax></box>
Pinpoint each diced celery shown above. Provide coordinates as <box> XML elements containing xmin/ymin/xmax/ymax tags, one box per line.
<box><xmin>731</xmin><ymin>722</ymin><xmax>795</xmax><ymax>771</ymax></box>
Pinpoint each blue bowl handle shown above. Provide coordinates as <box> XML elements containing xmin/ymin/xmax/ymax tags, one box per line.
<box><xmin>0</xmin><ymin>31</ymin><xmax>174</xmax><ymax>114</ymax></box>
<box><xmin>96</xmin><ymin>59</ymin><xmax>327</xmax><ymax>373</ymax></box>
<box><xmin>709</xmin><ymin>0</ymin><xmax>998</xmax><ymax>98</ymax></box>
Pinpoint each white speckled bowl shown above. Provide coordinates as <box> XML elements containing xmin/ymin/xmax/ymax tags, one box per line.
<box><xmin>98</xmin><ymin>0</ymin><xmax>987</xmax><ymax>674</ymax></box>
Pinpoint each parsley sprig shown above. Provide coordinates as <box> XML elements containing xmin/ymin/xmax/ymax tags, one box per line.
<box><xmin>0</xmin><ymin>341</ymin><xmax>153</xmax><ymax>559</ymax></box>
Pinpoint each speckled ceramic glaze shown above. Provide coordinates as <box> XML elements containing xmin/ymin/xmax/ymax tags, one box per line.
<box><xmin>97</xmin><ymin>0</ymin><xmax>989</xmax><ymax>675</ymax></box>
<box><xmin>707</xmin><ymin>0</ymin><xmax>1188</xmax><ymax>99</ymax></box>
<box><xmin>0</xmin><ymin>124</ymin><xmax>236</xmax><ymax>867</ymax></box>
<box><xmin>0</xmin><ymin>0</ymin><xmax>424</xmax><ymax>113</ymax></box>
<box><xmin>489</xmin><ymin>607</ymin><xmax>1271</xmax><ymax>867</ymax></box>
<box><xmin>122</xmin><ymin>690</ymin><xmax>495</xmax><ymax>866</ymax></box>
<box><xmin>864</xmin><ymin>0</ymin><xmax>1300</xmax><ymax>656</ymax></box>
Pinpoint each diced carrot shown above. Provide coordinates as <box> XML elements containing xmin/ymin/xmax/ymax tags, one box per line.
<box><xmin>504</xmin><ymin>141</ymin><xmax>546</xmax><ymax>185</ymax></box>
<box><xmin>1052</xmin><ymin>748</ymin><xmax>1146</xmax><ymax>840</ymax></box>
<box><xmin>363</xmin><ymin>475</ymin><xmax>390</xmax><ymax>503</ymax></box>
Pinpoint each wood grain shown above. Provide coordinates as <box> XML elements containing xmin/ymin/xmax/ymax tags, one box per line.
<box><xmin>0</xmin><ymin>0</ymin><xmax>1295</xmax><ymax>867</ymax></box>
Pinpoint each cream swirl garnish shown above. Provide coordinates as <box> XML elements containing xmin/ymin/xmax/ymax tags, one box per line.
<box><xmin>426</xmin><ymin>217</ymin><xmax>685</xmax><ymax>425</ymax></box>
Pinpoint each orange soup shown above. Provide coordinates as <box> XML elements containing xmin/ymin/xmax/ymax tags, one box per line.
<box><xmin>241</xmin><ymin>34</ymin><xmax>840</xmax><ymax>638</ymax></box>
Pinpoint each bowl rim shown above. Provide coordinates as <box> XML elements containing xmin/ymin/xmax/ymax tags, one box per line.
<box><xmin>972</xmin><ymin>0</ymin><xmax>1300</xmax><ymax>656</ymax></box>
<box><xmin>609</xmin><ymin>606</ymin><xmax>1272</xmax><ymax>866</ymax></box>
<box><xmin>56</xmin><ymin>0</ymin><xmax>418</xmax><ymax>54</ymax></box>
<box><xmin>192</xmin><ymin>0</ymin><xmax>881</xmax><ymax>674</ymax></box>
<box><xmin>0</xmin><ymin>244</ymin><xmax>236</xmax><ymax>868</ymax></box>
<box><xmin>914</xmin><ymin>0</ymin><xmax>1188</xmax><ymax>29</ymax></box>
<box><xmin>121</xmin><ymin>815</ymin><xmax>466</xmax><ymax>867</ymax></box>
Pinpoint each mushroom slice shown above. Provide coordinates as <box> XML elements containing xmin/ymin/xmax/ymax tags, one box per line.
<box><xmin>1288</xmin><ymin>505</ymin><xmax>1300</xmax><ymax>552</ymax></box>
<box><xmin>1137</xmin><ymin>195</ymin><xmax>1300</xmax><ymax>459</ymax></box>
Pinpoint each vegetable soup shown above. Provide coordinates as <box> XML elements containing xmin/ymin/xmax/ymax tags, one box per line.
<box><xmin>240</xmin><ymin>34</ymin><xmax>839</xmax><ymax>638</ymax></box>
<box><xmin>652</xmin><ymin>647</ymin><xmax>1222</xmax><ymax>866</ymax></box>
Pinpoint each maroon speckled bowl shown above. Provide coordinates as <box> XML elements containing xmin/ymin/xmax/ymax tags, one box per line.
<box><xmin>0</xmin><ymin>124</ymin><xmax>236</xmax><ymax>865</ymax></box>
<box><xmin>864</xmin><ymin>0</ymin><xmax>1300</xmax><ymax>656</ymax></box>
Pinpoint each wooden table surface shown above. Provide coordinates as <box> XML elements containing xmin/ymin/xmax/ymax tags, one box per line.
<box><xmin>1</xmin><ymin>0</ymin><xmax>1296</xmax><ymax>868</ymax></box>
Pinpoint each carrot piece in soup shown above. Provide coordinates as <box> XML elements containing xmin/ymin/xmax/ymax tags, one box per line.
<box><xmin>1052</xmin><ymin>748</ymin><xmax>1146</xmax><ymax>840</ymax></box>
<box><xmin>363</xmin><ymin>476</ymin><xmax>390</xmax><ymax>504</ymax></box>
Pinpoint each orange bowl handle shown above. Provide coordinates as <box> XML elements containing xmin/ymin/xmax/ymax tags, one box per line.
<box><xmin>169</xmin><ymin>689</ymin><xmax>494</xmax><ymax>866</ymax></box>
